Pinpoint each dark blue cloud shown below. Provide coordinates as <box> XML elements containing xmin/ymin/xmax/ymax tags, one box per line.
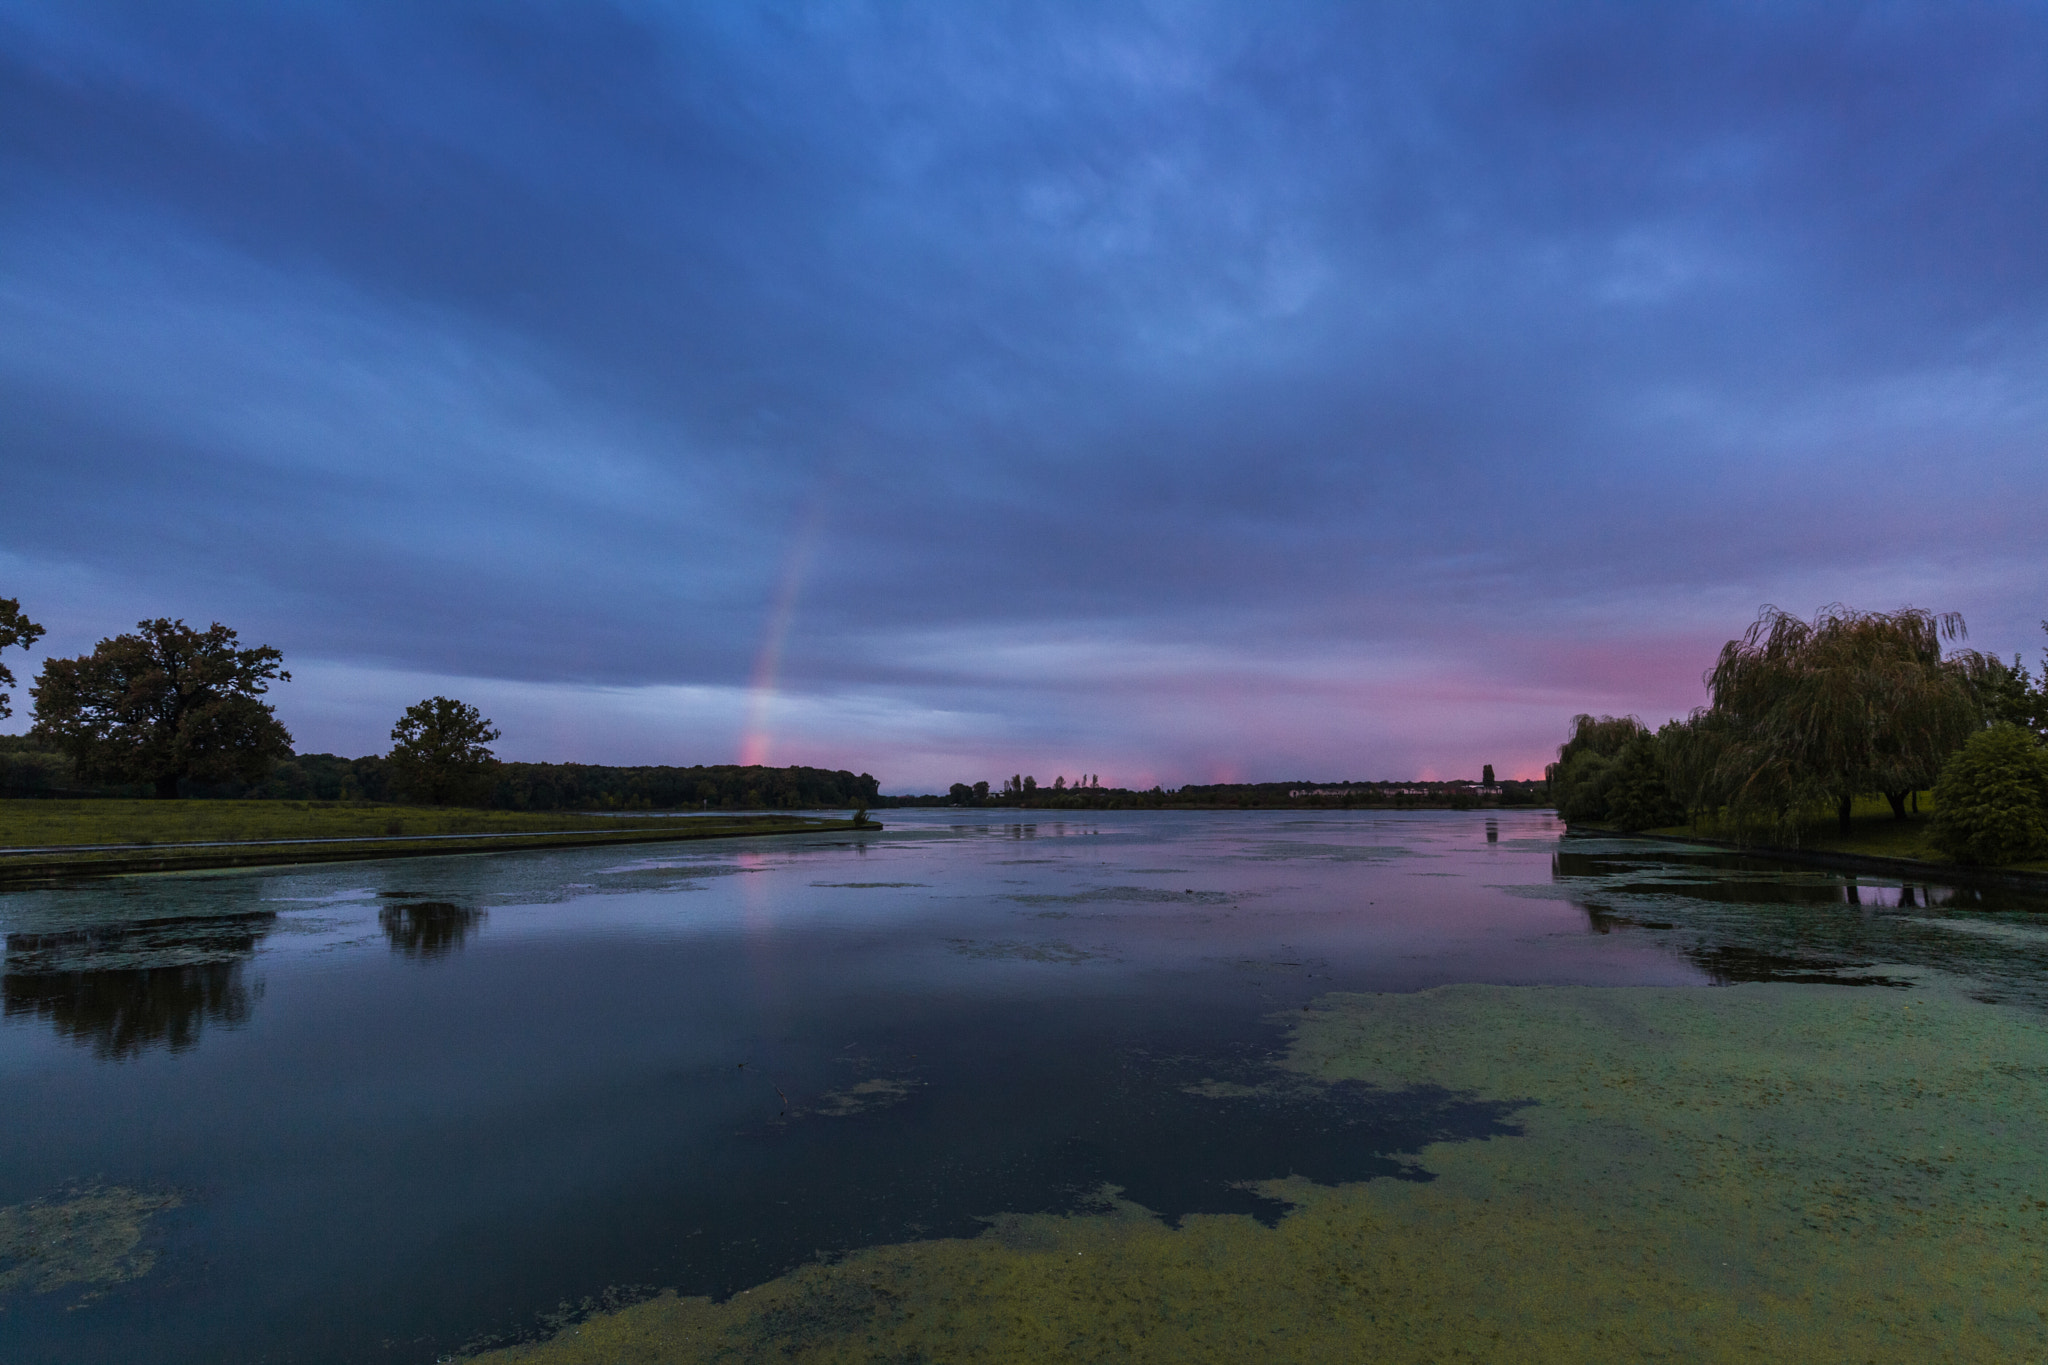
<box><xmin>3</xmin><ymin>2</ymin><xmax>2045</xmax><ymax>785</ymax></box>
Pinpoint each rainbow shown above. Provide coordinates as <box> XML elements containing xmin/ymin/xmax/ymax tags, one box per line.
<box><xmin>738</xmin><ymin>500</ymin><xmax>827</xmax><ymax>767</ymax></box>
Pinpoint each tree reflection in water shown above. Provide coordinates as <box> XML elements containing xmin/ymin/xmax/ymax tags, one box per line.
<box><xmin>2</xmin><ymin>913</ymin><xmax>272</xmax><ymax>1059</ymax></box>
<box><xmin>377</xmin><ymin>897</ymin><xmax>484</xmax><ymax>960</ymax></box>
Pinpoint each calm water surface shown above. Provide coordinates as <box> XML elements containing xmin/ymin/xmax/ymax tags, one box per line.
<box><xmin>3</xmin><ymin>808</ymin><xmax>2044</xmax><ymax>1363</ymax></box>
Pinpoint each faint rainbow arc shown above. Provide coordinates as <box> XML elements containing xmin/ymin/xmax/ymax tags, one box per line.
<box><xmin>738</xmin><ymin>500</ymin><xmax>829</xmax><ymax>768</ymax></box>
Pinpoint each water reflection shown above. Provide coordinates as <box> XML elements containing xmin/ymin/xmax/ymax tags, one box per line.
<box><xmin>2</xmin><ymin>913</ymin><xmax>272</xmax><ymax>1058</ymax></box>
<box><xmin>1684</xmin><ymin>943</ymin><xmax>1909</xmax><ymax>988</ymax></box>
<box><xmin>1578</xmin><ymin>903</ymin><xmax>1675</xmax><ymax>934</ymax></box>
<box><xmin>1551</xmin><ymin>845</ymin><xmax>2003</xmax><ymax>911</ymax></box>
<box><xmin>1547</xmin><ymin>834</ymin><xmax>2048</xmax><ymax>1005</ymax></box>
<box><xmin>377</xmin><ymin>896</ymin><xmax>485</xmax><ymax>960</ymax></box>
<box><xmin>2</xmin><ymin>809</ymin><xmax>2041</xmax><ymax>1365</ymax></box>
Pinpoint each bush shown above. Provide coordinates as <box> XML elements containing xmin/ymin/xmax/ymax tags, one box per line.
<box><xmin>1930</xmin><ymin>726</ymin><xmax>2048</xmax><ymax>865</ymax></box>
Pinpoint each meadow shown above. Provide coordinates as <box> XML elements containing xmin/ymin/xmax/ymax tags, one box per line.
<box><xmin>0</xmin><ymin>799</ymin><xmax>771</xmax><ymax>849</ymax></box>
<box><xmin>0</xmin><ymin>799</ymin><xmax>865</xmax><ymax>880</ymax></box>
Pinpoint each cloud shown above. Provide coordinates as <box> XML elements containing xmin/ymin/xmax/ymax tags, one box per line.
<box><xmin>2</xmin><ymin>2</ymin><xmax>2045</xmax><ymax>786</ymax></box>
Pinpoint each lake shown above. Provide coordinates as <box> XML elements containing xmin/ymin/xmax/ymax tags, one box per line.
<box><xmin>3</xmin><ymin>808</ymin><xmax>2045</xmax><ymax>1363</ymax></box>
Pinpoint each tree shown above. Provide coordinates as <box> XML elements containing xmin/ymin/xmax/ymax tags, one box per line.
<box><xmin>0</xmin><ymin>596</ymin><xmax>46</xmax><ymax>719</ymax></box>
<box><xmin>1603</xmin><ymin>733</ymin><xmax>1685</xmax><ymax>832</ymax></box>
<box><xmin>1482</xmin><ymin>764</ymin><xmax>1495</xmax><ymax>787</ymax></box>
<box><xmin>1547</xmin><ymin>714</ymin><xmax>1647</xmax><ymax>822</ymax></box>
<box><xmin>1967</xmin><ymin>624</ymin><xmax>2048</xmax><ymax>744</ymax></box>
<box><xmin>32</xmin><ymin>619</ymin><xmax>291</xmax><ymax>799</ymax></box>
<box><xmin>1705</xmin><ymin>605</ymin><xmax>1981</xmax><ymax>836</ymax></box>
<box><xmin>1929</xmin><ymin>726</ymin><xmax>2048</xmax><ymax>865</ymax></box>
<box><xmin>1657</xmin><ymin>709</ymin><xmax>1730</xmax><ymax>825</ymax></box>
<box><xmin>387</xmin><ymin>696</ymin><xmax>501</xmax><ymax>805</ymax></box>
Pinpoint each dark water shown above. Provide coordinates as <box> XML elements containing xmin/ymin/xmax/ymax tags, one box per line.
<box><xmin>2</xmin><ymin>809</ymin><xmax>2043</xmax><ymax>1363</ymax></box>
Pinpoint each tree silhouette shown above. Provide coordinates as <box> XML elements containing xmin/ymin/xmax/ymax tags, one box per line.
<box><xmin>1706</xmin><ymin>605</ymin><xmax>1981</xmax><ymax>835</ymax></box>
<box><xmin>32</xmin><ymin>619</ymin><xmax>290</xmax><ymax>799</ymax></box>
<box><xmin>387</xmin><ymin>696</ymin><xmax>501</xmax><ymax>805</ymax></box>
<box><xmin>0</xmin><ymin>596</ymin><xmax>46</xmax><ymax>720</ymax></box>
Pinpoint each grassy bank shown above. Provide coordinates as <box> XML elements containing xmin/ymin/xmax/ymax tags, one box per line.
<box><xmin>1659</xmin><ymin>792</ymin><xmax>1942</xmax><ymax>858</ymax></box>
<box><xmin>0</xmin><ymin>799</ymin><xmax>874</xmax><ymax>882</ymax></box>
<box><xmin>0</xmin><ymin>798</ymin><xmax>783</xmax><ymax>849</ymax></box>
<box><xmin>1622</xmin><ymin>791</ymin><xmax>2048</xmax><ymax>876</ymax></box>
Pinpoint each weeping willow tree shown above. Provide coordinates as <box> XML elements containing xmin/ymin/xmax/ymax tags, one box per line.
<box><xmin>1656</xmin><ymin>709</ymin><xmax>1729</xmax><ymax>826</ymax></box>
<box><xmin>1705</xmin><ymin>605</ymin><xmax>1984</xmax><ymax>837</ymax></box>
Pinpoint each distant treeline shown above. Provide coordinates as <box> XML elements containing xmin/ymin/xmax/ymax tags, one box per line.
<box><xmin>877</xmin><ymin>778</ymin><xmax>1546</xmax><ymax>810</ymax></box>
<box><xmin>0</xmin><ymin>737</ymin><xmax>878</xmax><ymax>811</ymax></box>
<box><xmin>5</xmin><ymin>730</ymin><xmax>1544</xmax><ymax>813</ymax></box>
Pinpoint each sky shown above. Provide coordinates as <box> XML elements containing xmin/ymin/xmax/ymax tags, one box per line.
<box><xmin>3</xmin><ymin>2</ymin><xmax>2046</xmax><ymax>792</ymax></box>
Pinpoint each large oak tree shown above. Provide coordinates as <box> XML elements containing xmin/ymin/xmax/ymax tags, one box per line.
<box><xmin>32</xmin><ymin>619</ymin><xmax>292</xmax><ymax>799</ymax></box>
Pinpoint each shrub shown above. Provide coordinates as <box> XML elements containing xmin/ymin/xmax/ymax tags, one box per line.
<box><xmin>1929</xmin><ymin>726</ymin><xmax>2048</xmax><ymax>865</ymax></box>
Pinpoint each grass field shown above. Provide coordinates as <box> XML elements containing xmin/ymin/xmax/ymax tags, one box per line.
<box><xmin>0</xmin><ymin>799</ymin><xmax>798</xmax><ymax>849</ymax></box>
<box><xmin>0</xmin><ymin>799</ymin><xmax>870</xmax><ymax>882</ymax></box>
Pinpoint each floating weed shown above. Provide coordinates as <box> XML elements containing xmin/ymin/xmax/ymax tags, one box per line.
<box><xmin>943</xmin><ymin>939</ymin><xmax>1103</xmax><ymax>964</ymax></box>
<box><xmin>468</xmin><ymin>982</ymin><xmax>2048</xmax><ymax>1364</ymax></box>
<box><xmin>1232</xmin><ymin>842</ymin><xmax>1422</xmax><ymax>864</ymax></box>
<box><xmin>808</xmin><ymin>1078</ymin><xmax>922</xmax><ymax>1118</ymax></box>
<box><xmin>1005</xmin><ymin>886</ymin><xmax>1230</xmax><ymax>906</ymax></box>
<box><xmin>0</xmin><ymin>1184</ymin><xmax>181</xmax><ymax>1305</ymax></box>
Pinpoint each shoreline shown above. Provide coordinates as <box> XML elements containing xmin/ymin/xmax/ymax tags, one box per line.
<box><xmin>879</xmin><ymin>802</ymin><xmax>1546</xmax><ymax>813</ymax></box>
<box><xmin>1570</xmin><ymin>825</ymin><xmax>2048</xmax><ymax>894</ymax></box>
<box><xmin>0</xmin><ymin>817</ymin><xmax>882</xmax><ymax>887</ymax></box>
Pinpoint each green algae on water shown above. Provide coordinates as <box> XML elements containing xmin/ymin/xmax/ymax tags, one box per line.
<box><xmin>1281</xmin><ymin>983</ymin><xmax>2048</xmax><ymax>1358</ymax></box>
<box><xmin>943</xmin><ymin>938</ymin><xmax>1103</xmax><ymax>964</ymax></box>
<box><xmin>810</xmin><ymin>1077</ymin><xmax>922</xmax><ymax>1117</ymax></box>
<box><xmin>468</xmin><ymin>982</ymin><xmax>2048</xmax><ymax>1363</ymax></box>
<box><xmin>0</xmin><ymin>1184</ymin><xmax>181</xmax><ymax>1303</ymax></box>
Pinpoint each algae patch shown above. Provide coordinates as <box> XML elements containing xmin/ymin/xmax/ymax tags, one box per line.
<box><xmin>810</xmin><ymin>1077</ymin><xmax>921</xmax><ymax>1117</ymax></box>
<box><xmin>1004</xmin><ymin>885</ymin><xmax>1230</xmax><ymax>906</ymax></box>
<box><xmin>468</xmin><ymin>982</ymin><xmax>2048</xmax><ymax>1363</ymax></box>
<box><xmin>1235</xmin><ymin>841</ymin><xmax>1420</xmax><ymax>864</ymax></box>
<box><xmin>0</xmin><ymin>1184</ymin><xmax>181</xmax><ymax>1304</ymax></box>
<box><xmin>1280</xmin><ymin>982</ymin><xmax>2048</xmax><ymax>1358</ymax></box>
<box><xmin>944</xmin><ymin>938</ymin><xmax>1103</xmax><ymax>964</ymax></box>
